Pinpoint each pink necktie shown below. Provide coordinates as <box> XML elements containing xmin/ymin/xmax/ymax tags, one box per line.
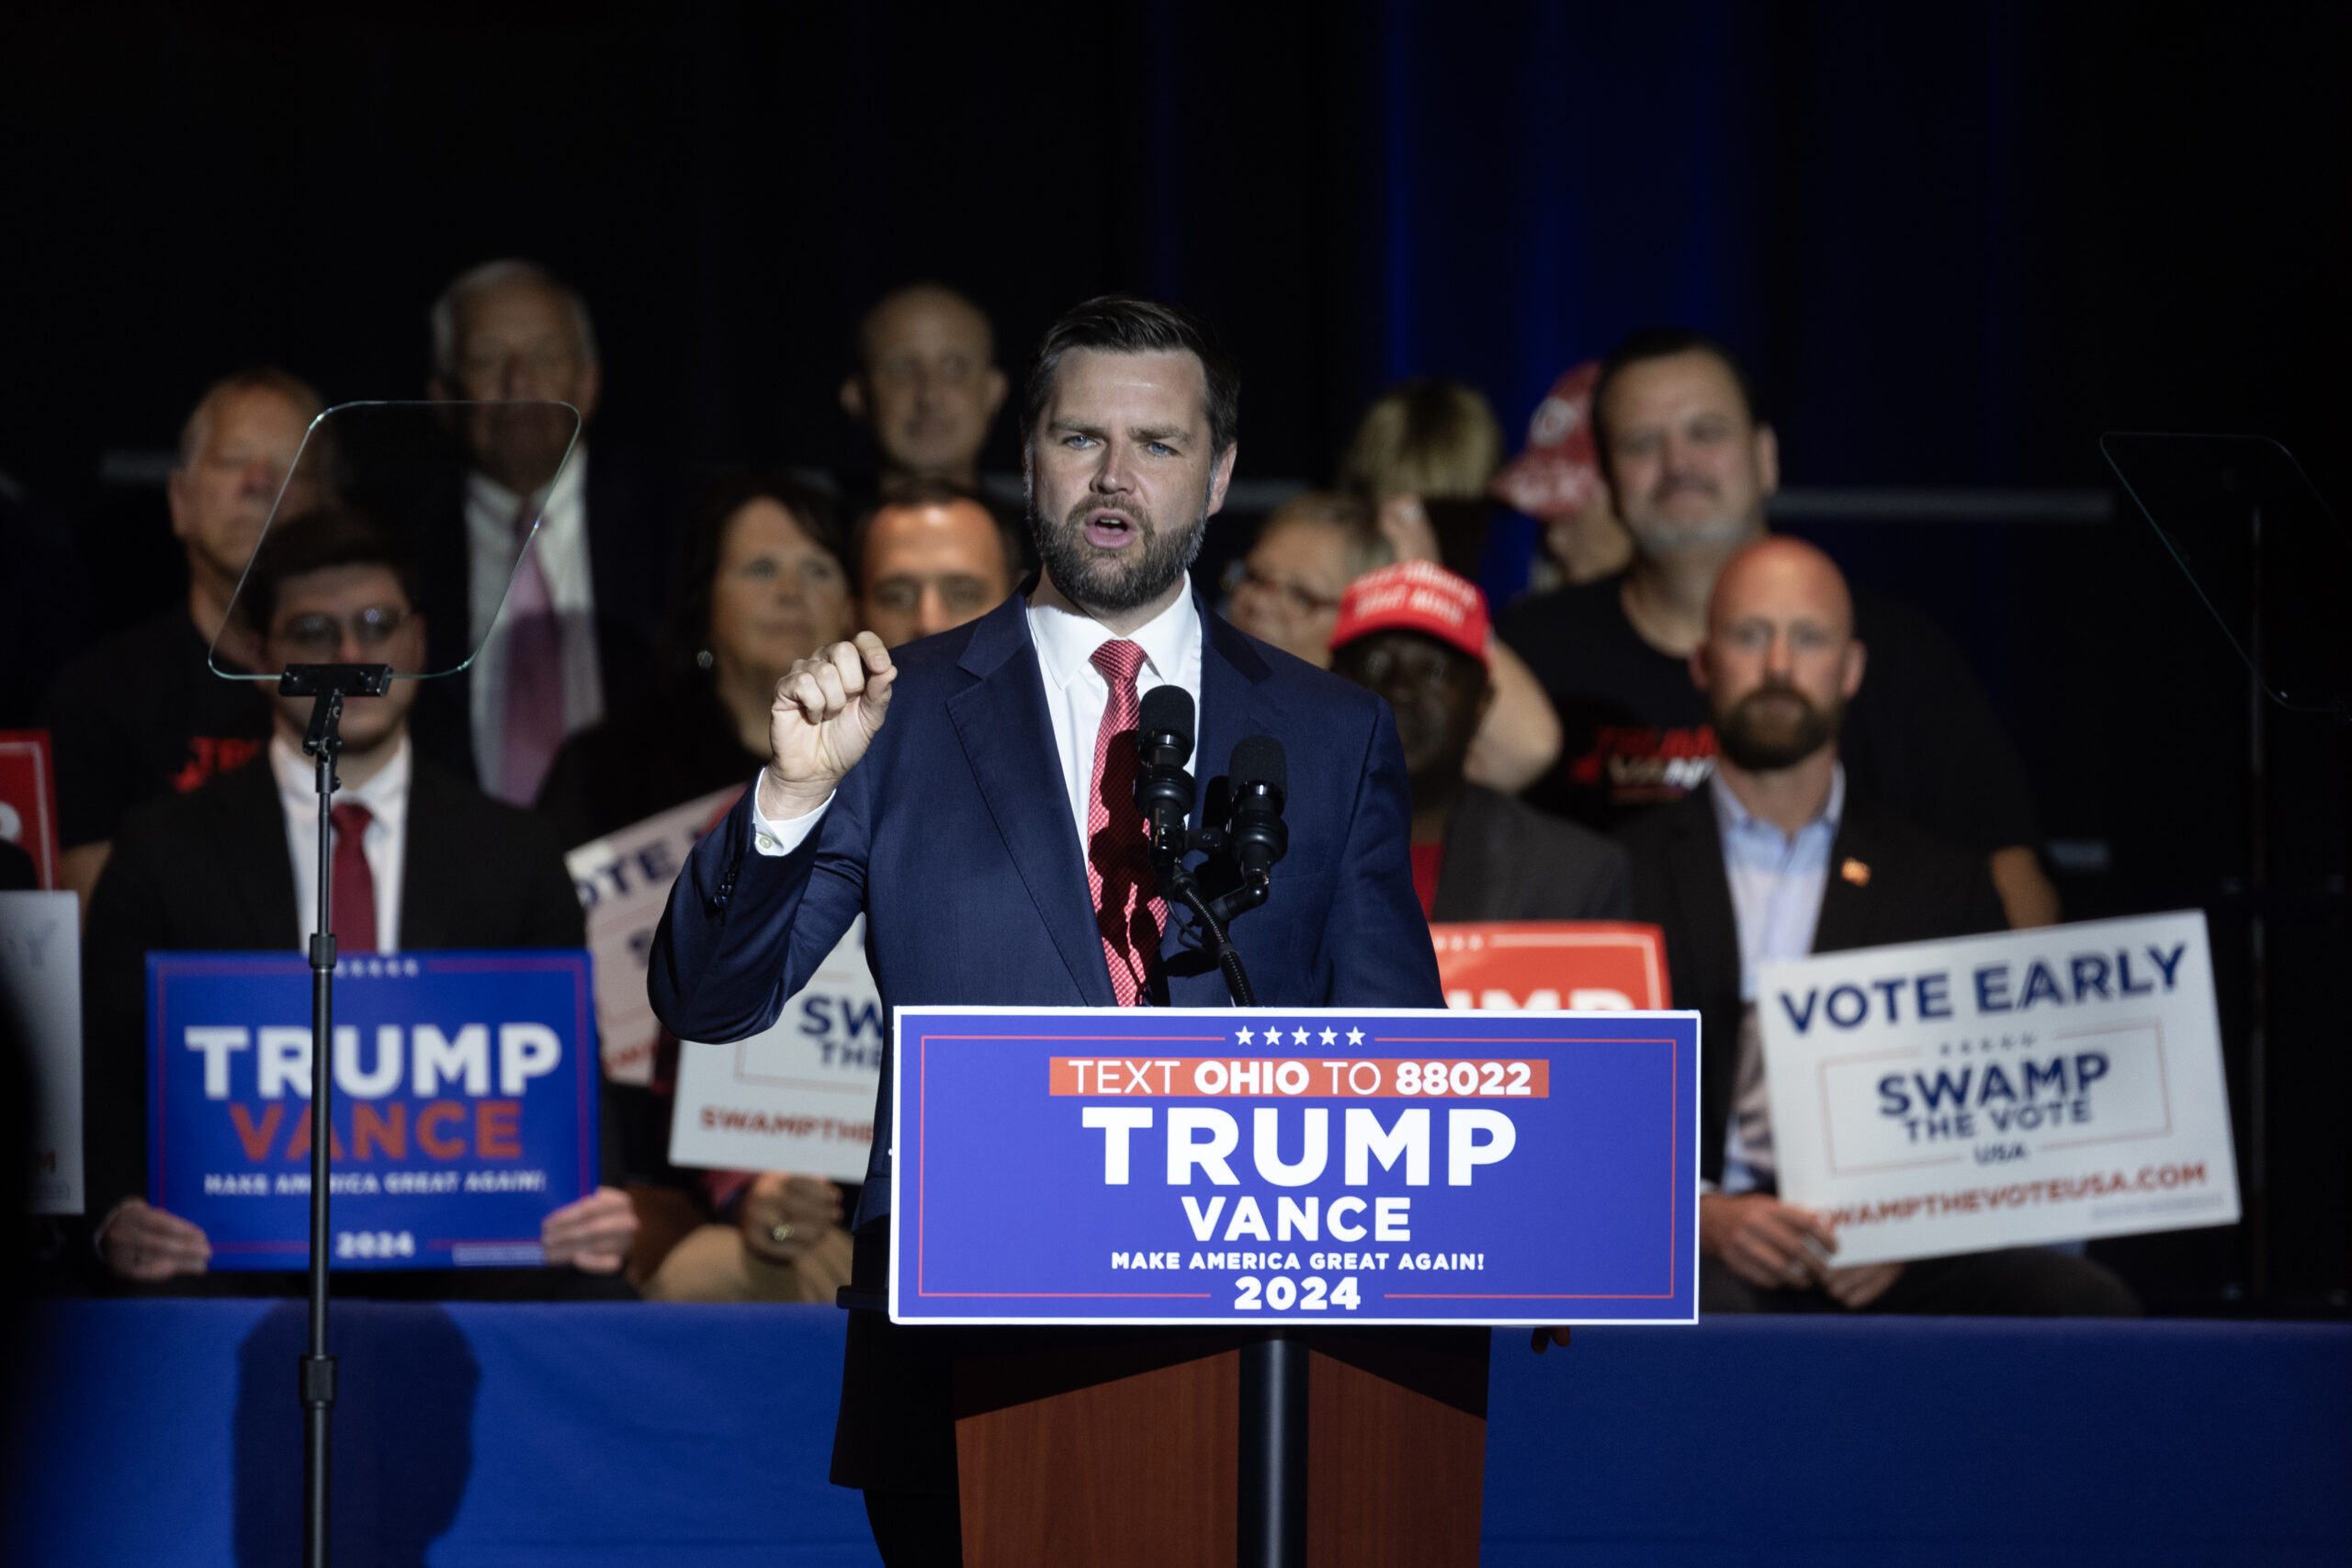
<box><xmin>328</xmin><ymin>802</ymin><xmax>378</xmax><ymax>954</ymax></box>
<box><xmin>498</xmin><ymin>502</ymin><xmax>567</xmax><ymax>806</ymax></box>
<box><xmin>1087</xmin><ymin>640</ymin><xmax>1166</xmax><ymax>1006</ymax></box>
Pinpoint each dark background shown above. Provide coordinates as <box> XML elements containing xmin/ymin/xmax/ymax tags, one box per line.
<box><xmin>3</xmin><ymin>1</ymin><xmax>2345</xmax><ymax>1311</ymax></box>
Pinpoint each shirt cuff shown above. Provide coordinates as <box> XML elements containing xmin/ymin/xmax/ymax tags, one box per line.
<box><xmin>749</xmin><ymin>779</ymin><xmax>832</xmax><ymax>856</ymax></box>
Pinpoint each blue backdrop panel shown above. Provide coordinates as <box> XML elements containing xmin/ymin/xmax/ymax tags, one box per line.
<box><xmin>1482</xmin><ymin>1317</ymin><xmax>2352</xmax><ymax>1567</ymax></box>
<box><xmin>8</xmin><ymin>1303</ymin><xmax>2346</xmax><ymax>1566</ymax></box>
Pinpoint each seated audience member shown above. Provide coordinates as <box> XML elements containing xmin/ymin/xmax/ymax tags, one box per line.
<box><xmin>537</xmin><ymin>472</ymin><xmax>850</xmax><ymax>846</ymax></box>
<box><xmin>1340</xmin><ymin>380</ymin><xmax>1561</xmax><ymax>795</ymax></box>
<box><xmin>415</xmin><ymin>258</ymin><xmax>673</xmax><ymax>806</ymax></box>
<box><xmin>1226</xmin><ymin>491</ymin><xmax>1389</xmax><ymax>668</ymax></box>
<box><xmin>851</xmin><ymin>478</ymin><xmax>1023</xmax><ymax>649</ymax></box>
<box><xmin>840</xmin><ymin>283</ymin><xmax>1009</xmax><ymax>501</ymax></box>
<box><xmin>43</xmin><ymin>369</ymin><xmax>321</xmax><ymax>908</ymax></box>
<box><xmin>82</xmin><ymin>508</ymin><xmax>636</xmax><ymax>1297</ymax></box>
<box><xmin>1330</xmin><ymin>561</ymin><xmax>1629</xmax><ymax>921</ymax></box>
<box><xmin>1497</xmin><ymin>327</ymin><xmax>2060</xmax><ymax>928</ymax></box>
<box><xmin>1489</xmin><ymin>360</ymin><xmax>1634</xmax><ymax>589</ymax></box>
<box><xmin>536</xmin><ymin>471</ymin><xmax>854</xmax><ymax>1304</ymax></box>
<box><xmin>1623</xmin><ymin>536</ymin><xmax>2132</xmax><ymax>1315</ymax></box>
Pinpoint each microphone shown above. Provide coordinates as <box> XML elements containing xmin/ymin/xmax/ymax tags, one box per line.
<box><xmin>1226</xmin><ymin>735</ymin><xmax>1288</xmax><ymax>881</ymax></box>
<box><xmin>1135</xmin><ymin>685</ymin><xmax>1196</xmax><ymax>862</ymax></box>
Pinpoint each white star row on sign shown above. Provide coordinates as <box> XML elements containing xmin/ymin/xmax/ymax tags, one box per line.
<box><xmin>1231</xmin><ymin>1024</ymin><xmax>1371</xmax><ymax>1047</ymax></box>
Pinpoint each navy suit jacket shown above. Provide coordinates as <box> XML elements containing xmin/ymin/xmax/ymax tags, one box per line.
<box><xmin>648</xmin><ymin>589</ymin><xmax>1445</xmax><ymax>1224</ymax></box>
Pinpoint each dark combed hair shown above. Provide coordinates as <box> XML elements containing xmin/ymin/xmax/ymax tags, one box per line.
<box><xmin>237</xmin><ymin>506</ymin><xmax>419</xmax><ymax>633</ymax></box>
<box><xmin>1023</xmin><ymin>295</ymin><xmax>1239</xmax><ymax>455</ymax></box>
<box><xmin>663</xmin><ymin>468</ymin><xmax>846</xmax><ymax>675</ymax></box>
<box><xmin>849</xmin><ymin>478</ymin><xmax>1028</xmax><ymax>594</ymax></box>
<box><xmin>1589</xmin><ymin>326</ymin><xmax>1764</xmax><ymax>468</ymax></box>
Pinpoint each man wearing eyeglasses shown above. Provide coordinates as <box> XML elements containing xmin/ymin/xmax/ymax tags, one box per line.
<box><xmin>80</xmin><ymin>506</ymin><xmax>639</xmax><ymax>1298</ymax></box>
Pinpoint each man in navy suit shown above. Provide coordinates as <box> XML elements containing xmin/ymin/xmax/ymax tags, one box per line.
<box><xmin>650</xmin><ymin>297</ymin><xmax>1442</xmax><ymax>1564</ymax></box>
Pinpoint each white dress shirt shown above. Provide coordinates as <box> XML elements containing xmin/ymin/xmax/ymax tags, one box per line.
<box><xmin>749</xmin><ymin>591</ymin><xmax>1205</xmax><ymax>861</ymax></box>
<box><xmin>272</xmin><ymin>733</ymin><xmax>412</xmax><ymax>953</ymax></box>
<box><xmin>1709</xmin><ymin>763</ymin><xmax>1846</xmax><ymax>1195</ymax></box>
<box><xmin>463</xmin><ymin>446</ymin><xmax>605</xmax><ymax>789</ymax></box>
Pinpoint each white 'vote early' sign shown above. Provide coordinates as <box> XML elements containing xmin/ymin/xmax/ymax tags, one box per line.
<box><xmin>667</xmin><ymin>917</ymin><xmax>880</xmax><ymax>1183</ymax></box>
<box><xmin>1758</xmin><ymin>910</ymin><xmax>2239</xmax><ymax>1266</ymax></box>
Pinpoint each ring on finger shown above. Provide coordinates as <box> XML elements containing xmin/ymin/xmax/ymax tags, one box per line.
<box><xmin>770</xmin><ymin>1223</ymin><xmax>794</xmax><ymax>1245</ymax></box>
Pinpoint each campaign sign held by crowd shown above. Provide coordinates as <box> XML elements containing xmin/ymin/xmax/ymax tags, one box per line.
<box><xmin>147</xmin><ymin>950</ymin><xmax>598</xmax><ymax>1269</ymax></box>
<box><xmin>1759</xmin><ymin>911</ymin><xmax>2238</xmax><ymax>1267</ymax></box>
<box><xmin>567</xmin><ymin>784</ymin><xmax>742</xmax><ymax>1085</ymax></box>
<box><xmin>1430</xmin><ymin>920</ymin><xmax>1668</xmax><ymax>1012</ymax></box>
<box><xmin>891</xmin><ymin>1006</ymin><xmax>1699</xmax><ymax>1326</ymax></box>
<box><xmin>669</xmin><ymin>917</ymin><xmax>881</xmax><ymax>1183</ymax></box>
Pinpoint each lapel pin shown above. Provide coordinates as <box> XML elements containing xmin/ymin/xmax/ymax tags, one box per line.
<box><xmin>1841</xmin><ymin>857</ymin><xmax>1871</xmax><ymax>887</ymax></box>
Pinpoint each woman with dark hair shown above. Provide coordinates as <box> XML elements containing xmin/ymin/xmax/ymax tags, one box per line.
<box><xmin>537</xmin><ymin>470</ymin><xmax>851</xmax><ymax>845</ymax></box>
<box><xmin>536</xmin><ymin>469</ymin><xmax>855</xmax><ymax>1303</ymax></box>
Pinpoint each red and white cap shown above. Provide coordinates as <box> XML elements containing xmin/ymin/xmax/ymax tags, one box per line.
<box><xmin>1329</xmin><ymin>559</ymin><xmax>1490</xmax><ymax>669</ymax></box>
<box><xmin>1489</xmin><ymin>359</ymin><xmax>1604</xmax><ymax>521</ymax></box>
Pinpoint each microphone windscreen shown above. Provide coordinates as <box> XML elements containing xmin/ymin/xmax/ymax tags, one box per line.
<box><xmin>1140</xmin><ymin>684</ymin><xmax>1195</xmax><ymax>744</ymax></box>
<box><xmin>1231</xmin><ymin>734</ymin><xmax>1286</xmax><ymax>795</ymax></box>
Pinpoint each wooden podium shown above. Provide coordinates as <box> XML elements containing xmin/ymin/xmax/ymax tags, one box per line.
<box><xmin>951</xmin><ymin>1326</ymin><xmax>1489</xmax><ymax>1566</ymax></box>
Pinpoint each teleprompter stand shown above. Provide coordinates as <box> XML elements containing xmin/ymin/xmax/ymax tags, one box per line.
<box><xmin>280</xmin><ymin>660</ymin><xmax>392</xmax><ymax>1568</ymax></box>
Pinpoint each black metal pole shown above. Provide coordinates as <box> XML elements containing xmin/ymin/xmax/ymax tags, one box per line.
<box><xmin>1237</xmin><ymin>1328</ymin><xmax>1307</xmax><ymax>1568</ymax></box>
<box><xmin>302</xmin><ymin>693</ymin><xmax>343</xmax><ymax>1568</ymax></box>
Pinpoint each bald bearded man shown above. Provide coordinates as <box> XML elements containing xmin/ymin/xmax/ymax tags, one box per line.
<box><xmin>1621</xmin><ymin>537</ymin><xmax>2135</xmax><ymax>1316</ymax></box>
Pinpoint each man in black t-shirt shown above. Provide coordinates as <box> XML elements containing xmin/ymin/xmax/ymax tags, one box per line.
<box><xmin>1497</xmin><ymin>328</ymin><xmax>2058</xmax><ymax>928</ymax></box>
<box><xmin>42</xmin><ymin>368</ymin><xmax>322</xmax><ymax>909</ymax></box>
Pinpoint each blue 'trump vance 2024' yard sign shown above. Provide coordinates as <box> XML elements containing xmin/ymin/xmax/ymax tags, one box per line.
<box><xmin>890</xmin><ymin>1006</ymin><xmax>1699</xmax><ymax>1326</ymax></box>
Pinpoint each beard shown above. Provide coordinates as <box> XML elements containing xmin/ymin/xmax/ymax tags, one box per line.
<box><xmin>1626</xmin><ymin>474</ymin><xmax>1756</xmax><ymax>558</ymax></box>
<box><xmin>1030</xmin><ymin>491</ymin><xmax>1209</xmax><ymax>615</ymax></box>
<box><xmin>1714</xmin><ymin>680</ymin><xmax>1842</xmax><ymax>771</ymax></box>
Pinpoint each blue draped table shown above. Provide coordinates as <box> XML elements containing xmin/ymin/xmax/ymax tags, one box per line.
<box><xmin>7</xmin><ymin>1302</ymin><xmax>2346</xmax><ymax>1566</ymax></box>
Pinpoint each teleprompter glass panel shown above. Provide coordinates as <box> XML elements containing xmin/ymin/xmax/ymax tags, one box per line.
<box><xmin>209</xmin><ymin>399</ymin><xmax>582</xmax><ymax>682</ymax></box>
<box><xmin>2102</xmin><ymin>433</ymin><xmax>2350</xmax><ymax>718</ymax></box>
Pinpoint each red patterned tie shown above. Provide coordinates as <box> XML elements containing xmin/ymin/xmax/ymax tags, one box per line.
<box><xmin>329</xmin><ymin>802</ymin><xmax>378</xmax><ymax>954</ymax></box>
<box><xmin>1086</xmin><ymin>640</ymin><xmax>1165</xmax><ymax>1006</ymax></box>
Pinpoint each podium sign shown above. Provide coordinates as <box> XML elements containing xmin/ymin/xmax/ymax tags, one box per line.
<box><xmin>891</xmin><ymin>1006</ymin><xmax>1699</xmax><ymax>1326</ymax></box>
<box><xmin>147</xmin><ymin>950</ymin><xmax>599</xmax><ymax>1269</ymax></box>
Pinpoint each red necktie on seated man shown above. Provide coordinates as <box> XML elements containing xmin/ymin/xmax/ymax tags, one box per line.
<box><xmin>1087</xmin><ymin>639</ymin><xmax>1167</xmax><ymax>1007</ymax></box>
<box><xmin>328</xmin><ymin>802</ymin><xmax>377</xmax><ymax>954</ymax></box>
<box><xmin>498</xmin><ymin>502</ymin><xmax>568</xmax><ymax>807</ymax></box>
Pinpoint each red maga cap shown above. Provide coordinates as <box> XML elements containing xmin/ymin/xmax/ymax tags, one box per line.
<box><xmin>1489</xmin><ymin>359</ymin><xmax>1604</xmax><ymax>521</ymax></box>
<box><xmin>1329</xmin><ymin>559</ymin><xmax>1490</xmax><ymax>668</ymax></box>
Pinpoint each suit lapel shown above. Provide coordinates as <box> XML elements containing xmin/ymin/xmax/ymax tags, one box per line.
<box><xmin>399</xmin><ymin>762</ymin><xmax>454</xmax><ymax>949</ymax></box>
<box><xmin>1193</xmin><ymin>603</ymin><xmax>1274</xmax><ymax>835</ymax></box>
<box><xmin>212</xmin><ymin>761</ymin><xmax>302</xmax><ymax>948</ymax></box>
<box><xmin>1812</xmin><ymin>797</ymin><xmax>1879</xmax><ymax>954</ymax></box>
<box><xmin>1664</xmin><ymin>795</ymin><xmax>1741</xmax><ymax>1008</ymax></box>
<box><xmin>946</xmin><ymin>597</ymin><xmax>1117</xmax><ymax>1005</ymax></box>
<box><xmin>1428</xmin><ymin>786</ymin><xmax>1500</xmax><ymax>924</ymax></box>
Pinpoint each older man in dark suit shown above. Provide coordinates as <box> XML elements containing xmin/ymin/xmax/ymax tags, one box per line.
<box><xmin>1328</xmin><ymin>558</ymin><xmax>1629</xmax><ymax>922</ymax></box>
<box><xmin>1621</xmin><ymin>536</ymin><xmax>2132</xmax><ymax>1316</ymax></box>
<box><xmin>651</xmin><ymin>297</ymin><xmax>1445</xmax><ymax>1565</ymax></box>
<box><xmin>82</xmin><ymin>508</ymin><xmax>636</xmax><ymax>1296</ymax></box>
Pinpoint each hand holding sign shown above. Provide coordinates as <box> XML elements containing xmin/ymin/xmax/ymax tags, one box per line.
<box><xmin>740</xmin><ymin>1173</ymin><xmax>844</xmax><ymax>1265</ymax></box>
<box><xmin>540</xmin><ymin>1186</ymin><xmax>639</xmax><ymax>1274</ymax></box>
<box><xmin>101</xmin><ymin>1198</ymin><xmax>212</xmax><ymax>1281</ymax></box>
<box><xmin>760</xmin><ymin>633</ymin><xmax>896</xmax><ymax>821</ymax></box>
<box><xmin>1701</xmin><ymin>1191</ymin><xmax>1840</xmax><ymax>1292</ymax></box>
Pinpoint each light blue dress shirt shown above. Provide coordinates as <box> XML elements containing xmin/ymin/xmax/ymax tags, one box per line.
<box><xmin>1710</xmin><ymin>764</ymin><xmax>1845</xmax><ymax>1194</ymax></box>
